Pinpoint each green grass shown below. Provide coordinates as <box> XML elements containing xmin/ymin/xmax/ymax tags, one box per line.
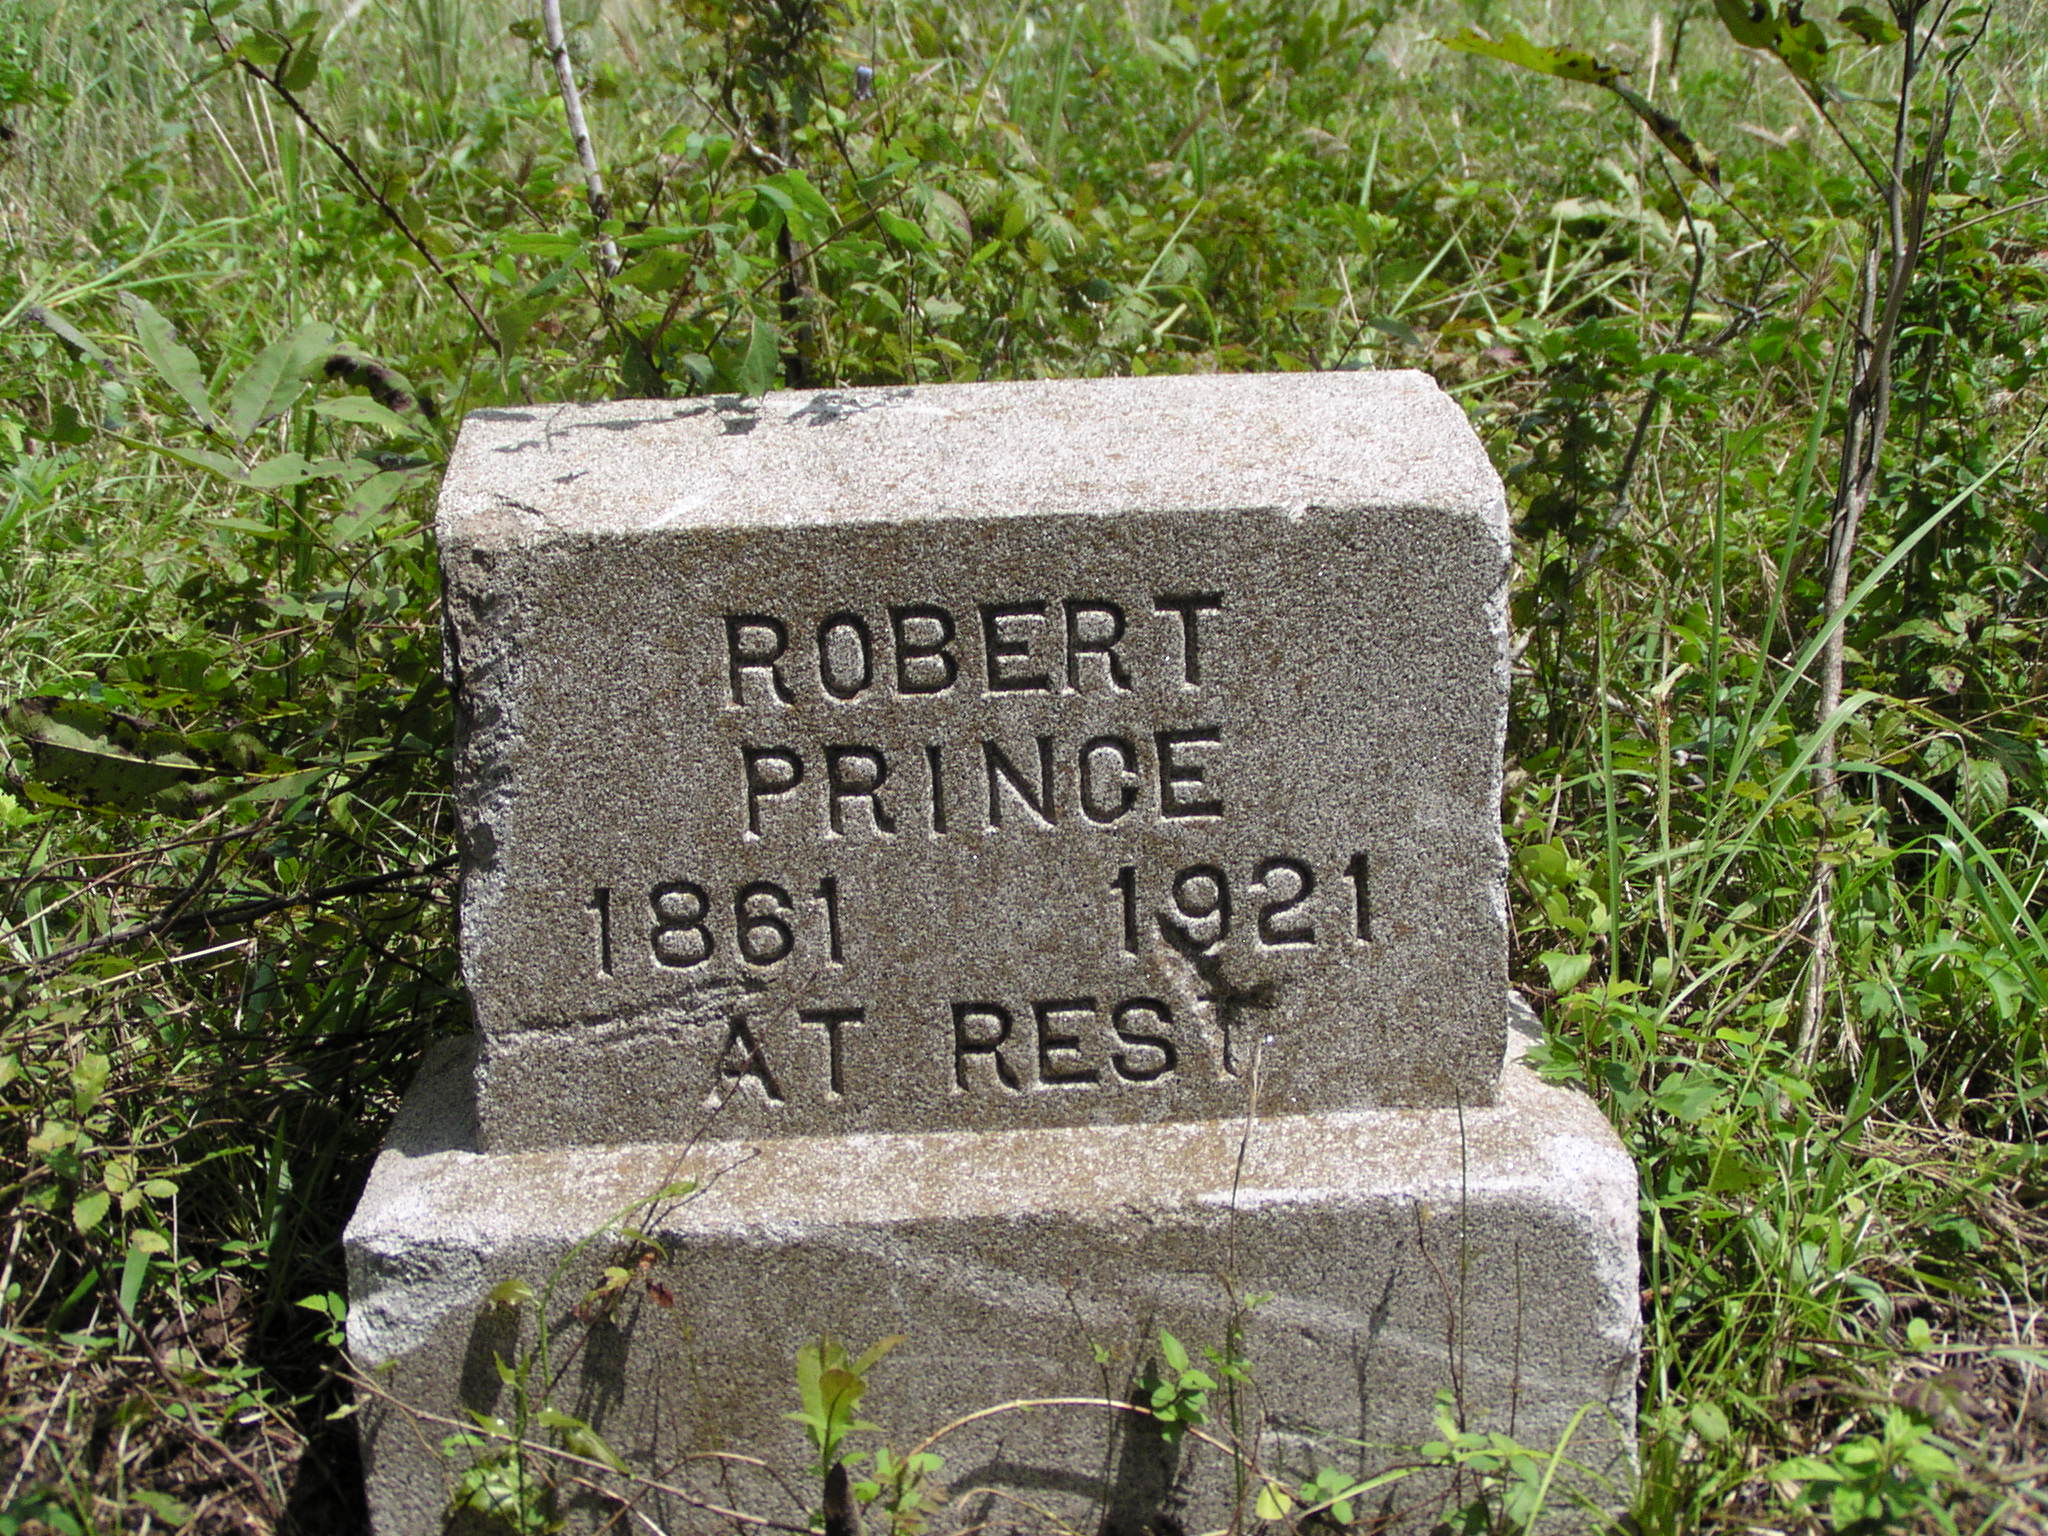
<box><xmin>2</xmin><ymin>0</ymin><xmax>2046</xmax><ymax>1531</ymax></box>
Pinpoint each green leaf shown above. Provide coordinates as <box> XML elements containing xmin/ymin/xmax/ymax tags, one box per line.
<box><xmin>73</xmin><ymin>1189</ymin><xmax>110</xmax><ymax>1233</ymax></box>
<box><xmin>818</xmin><ymin>1365</ymin><xmax>866</xmax><ymax>1415</ymax></box>
<box><xmin>213</xmin><ymin>515</ymin><xmax>284</xmax><ymax>537</ymax></box>
<box><xmin>332</xmin><ymin>471</ymin><xmax>420</xmax><ymax>541</ymax></box>
<box><xmin>33</xmin><ymin>402</ymin><xmax>95</xmax><ymax>446</ymax></box>
<box><xmin>1773</xmin><ymin>13</ymin><xmax>1831</xmax><ymax>82</ymax></box>
<box><xmin>243</xmin><ymin>451</ymin><xmax>326</xmax><ymax>489</ymax></box>
<box><xmin>227</xmin><ymin>319</ymin><xmax>336</xmax><ymax>440</ymax></box>
<box><xmin>501</xmin><ymin>230</ymin><xmax>586</xmax><ymax>260</ymax></box>
<box><xmin>759</xmin><ymin>169</ymin><xmax>835</xmax><ymax>240</ymax></box>
<box><xmin>1254</xmin><ymin>1485</ymin><xmax>1295</xmax><ymax>1520</ymax></box>
<box><xmin>1689</xmin><ymin>1399</ymin><xmax>1732</xmax><ymax>1443</ymax></box>
<box><xmin>118</xmin><ymin>1243</ymin><xmax>152</xmax><ymax>1327</ymax></box>
<box><xmin>876</xmin><ymin>208</ymin><xmax>929</xmax><ymax>250</ymax></box>
<box><xmin>795</xmin><ymin>1338</ymin><xmax>828</xmax><ymax>1408</ymax></box>
<box><xmin>3</xmin><ymin>696</ymin><xmax>211</xmax><ymax>811</ymax></box>
<box><xmin>1704</xmin><ymin>1148</ymin><xmax>1763</xmax><ymax>1194</ymax></box>
<box><xmin>1540</xmin><ymin>950</ymin><xmax>1594</xmax><ymax>993</ymax></box>
<box><xmin>1160</xmin><ymin>1330</ymin><xmax>1189</xmax><ymax>1372</ymax></box>
<box><xmin>1</xmin><ymin>1493</ymin><xmax>87</xmax><ymax>1536</ymax></box>
<box><xmin>115</xmin><ymin>435</ymin><xmax>244</xmax><ymax>482</ymax></box>
<box><xmin>852</xmin><ymin>1334</ymin><xmax>905</xmax><ymax>1376</ymax></box>
<box><xmin>119</xmin><ymin>291</ymin><xmax>216</xmax><ymax>430</ymax></box>
<box><xmin>537</xmin><ymin>1409</ymin><xmax>630</xmax><ymax>1473</ymax></box>
<box><xmin>237</xmin><ymin>30</ymin><xmax>288</xmax><ymax>69</ymax></box>
<box><xmin>72</xmin><ymin>1052</ymin><xmax>111</xmax><ymax>1112</ymax></box>
<box><xmin>129</xmin><ymin>1491</ymin><xmax>193</xmax><ymax>1528</ymax></box>
<box><xmin>1837</xmin><ymin>4</ymin><xmax>1902</xmax><ymax>43</ymax></box>
<box><xmin>1438</xmin><ymin>28</ymin><xmax>1625</xmax><ymax>85</ymax></box>
<box><xmin>1652</xmin><ymin>1070</ymin><xmax>1722</xmax><ymax>1122</ymax></box>
<box><xmin>311</xmin><ymin>394</ymin><xmax>419</xmax><ymax>436</ymax></box>
<box><xmin>24</xmin><ymin>305</ymin><xmax>114</xmax><ymax>375</ymax></box>
<box><xmin>1609</xmin><ymin>84</ymin><xmax>1721</xmax><ymax>185</ymax></box>
<box><xmin>488</xmin><ymin>1279</ymin><xmax>536</xmax><ymax>1308</ymax></box>
<box><xmin>1711</xmin><ymin>0</ymin><xmax>1780</xmax><ymax>50</ymax></box>
<box><xmin>1960</xmin><ymin>757</ymin><xmax>2009</xmax><ymax>819</ymax></box>
<box><xmin>734</xmin><ymin>313</ymin><xmax>780</xmax><ymax>398</ymax></box>
<box><xmin>279</xmin><ymin>35</ymin><xmax>322</xmax><ymax>92</ymax></box>
<box><xmin>1367</xmin><ymin>315</ymin><xmax>1426</xmax><ymax>349</ymax></box>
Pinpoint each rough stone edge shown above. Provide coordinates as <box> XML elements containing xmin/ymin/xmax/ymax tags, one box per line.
<box><xmin>347</xmin><ymin>1020</ymin><xmax>1633</xmax><ymax>1365</ymax></box>
<box><xmin>344</xmin><ymin>1011</ymin><xmax>1639</xmax><ymax>1535</ymax></box>
<box><xmin>434</xmin><ymin>373</ymin><xmax>1505</xmax><ymax>546</ymax></box>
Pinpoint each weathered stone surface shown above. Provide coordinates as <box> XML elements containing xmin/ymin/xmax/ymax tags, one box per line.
<box><xmin>438</xmin><ymin>373</ymin><xmax>1510</xmax><ymax>1150</ymax></box>
<box><xmin>346</xmin><ymin>1024</ymin><xmax>1638</xmax><ymax>1536</ymax></box>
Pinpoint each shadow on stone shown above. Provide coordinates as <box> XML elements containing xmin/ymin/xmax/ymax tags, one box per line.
<box><xmin>1098</xmin><ymin>1407</ymin><xmax>1187</xmax><ymax>1536</ymax></box>
<box><xmin>458</xmin><ymin>1306</ymin><xmax>518</xmax><ymax>1416</ymax></box>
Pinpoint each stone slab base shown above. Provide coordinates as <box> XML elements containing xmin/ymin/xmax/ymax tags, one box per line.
<box><xmin>345</xmin><ymin>1034</ymin><xmax>1638</xmax><ymax>1534</ymax></box>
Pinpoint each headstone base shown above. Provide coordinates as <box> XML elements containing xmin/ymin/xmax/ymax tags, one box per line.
<box><xmin>346</xmin><ymin>1021</ymin><xmax>1637</xmax><ymax>1535</ymax></box>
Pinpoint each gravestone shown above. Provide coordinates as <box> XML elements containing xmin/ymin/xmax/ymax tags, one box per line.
<box><xmin>346</xmin><ymin>373</ymin><xmax>1639</xmax><ymax>1535</ymax></box>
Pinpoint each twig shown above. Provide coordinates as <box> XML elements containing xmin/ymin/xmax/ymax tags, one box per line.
<box><xmin>195</xmin><ymin>9</ymin><xmax>500</xmax><ymax>354</ymax></box>
<box><xmin>1608</xmin><ymin>157</ymin><xmax>1710</xmax><ymax>517</ymax></box>
<box><xmin>1799</xmin><ymin>6</ymin><xmax>1970</xmax><ymax>1064</ymax></box>
<box><xmin>345</xmin><ymin>1369</ymin><xmax>814</xmax><ymax>1533</ymax></box>
<box><xmin>108</xmin><ymin>1289</ymin><xmax>282</xmax><ymax>1522</ymax></box>
<box><xmin>0</xmin><ymin>1361</ymin><xmax>75</xmax><ymax>1507</ymax></box>
<box><xmin>1922</xmin><ymin>188</ymin><xmax>2048</xmax><ymax>249</ymax></box>
<box><xmin>5</xmin><ymin>855</ymin><xmax>458</xmax><ymax>978</ymax></box>
<box><xmin>542</xmin><ymin>0</ymin><xmax>622</xmax><ymax>279</ymax></box>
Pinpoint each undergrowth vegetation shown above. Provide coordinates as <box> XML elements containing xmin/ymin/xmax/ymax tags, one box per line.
<box><xmin>0</xmin><ymin>0</ymin><xmax>2044</xmax><ymax>1530</ymax></box>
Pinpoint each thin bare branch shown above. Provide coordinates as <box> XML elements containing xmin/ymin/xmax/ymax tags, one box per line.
<box><xmin>542</xmin><ymin>0</ymin><xmax>622</xmax><ymax>279</ymax></box>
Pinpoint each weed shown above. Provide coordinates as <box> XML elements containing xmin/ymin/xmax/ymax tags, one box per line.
<box><xmin>789</xmin><ymin>1333</ymin><xmax>904</xmax><ymax>1475</ymax></box>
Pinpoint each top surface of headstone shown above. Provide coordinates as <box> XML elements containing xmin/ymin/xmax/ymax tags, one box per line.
<box><xmin>438</xmin><ymin>373</ymin><xmax>1509</xmax><ymax>1151</ymax></box>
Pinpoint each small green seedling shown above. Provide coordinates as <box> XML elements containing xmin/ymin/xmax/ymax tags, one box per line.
<box><xmin>1138</xmin><ymin>1330</ymin><xmax>1216</xmax><ymax>1444</ymax></box>
<box><xmin>788</xmin><ymin>1334</ymin><xmax>904</xmax><ymax>1475</ymax></box>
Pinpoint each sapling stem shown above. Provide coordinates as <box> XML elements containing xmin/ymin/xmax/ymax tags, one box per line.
<box><xmin>541</xmin><ymin>0</ymin><xmax>622</xmax><ymax>280</ymax></box>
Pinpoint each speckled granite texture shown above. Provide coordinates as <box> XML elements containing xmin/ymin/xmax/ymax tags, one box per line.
<box><xmin>436</xmin><ymin>374</ymin><xmax>1512</xmax><ymax>1151</ymax></box>
<box><xmin>348</xmin><ymin>1027</ymin><xmax>1637</xmax><ymax>1535</ymax></box>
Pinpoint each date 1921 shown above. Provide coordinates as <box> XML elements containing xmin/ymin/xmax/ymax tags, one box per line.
<box><xmin>1110</xmin><ymin>852</ymin><xmax>1371</xmax><ymax>956</ymax></box>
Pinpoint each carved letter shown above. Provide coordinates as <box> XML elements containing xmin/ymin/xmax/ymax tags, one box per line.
<box><xmin>725</xmin><ymin>614</ymin><xmax>794</xmax><ymax>705</ymax></box>
<box><xmin>817</xmin><ymin>611</ymin><xmax>875</xmax><ymax>701</ymax></box>
<box><xmin>1034</xmin><ymin>997</ymin><xmax>1101</xmax><ymax>1087</ymax></box>
<box><xmin>980</xmin><ymin>602</ymin><xmax>1052</xmax><ymax>694</ymax></box>
<box><xmin>741</xmin><ymin>746</ymin><xmax>805</xmax><ymax>836</ymax></box>
<box><xmin>712</xmin><ymin>1012</ymin><xmax>784</xmax><ymax>1103</ymax></box>
<box><xmin>1153</xmin><ymin>593</ymin><xmax>1223</xmax><ymax>687</ymax></box>
<box><xmin>800</xmin><ymin>1007</ymin><xmax>864</xmax><ymax>1098</ymax></box>
<box><xmin>1063</xmin><ymin>599</ymin><xmax>1131</xmax><ymax>692</ymax></box>
<box><xmin>1111</xmin><ymin>998</ymin><xmax>1179</xmax><ymax>1083</ymax></box>
<box><xmin>952</xmin><ymin>1003</ymin><xmax>1022</xmax><ymax>1091</ymax></box>
<box><xmin>984</xmin><ymin>737</ymin><xmax>1056</xmax><ymax>828</ymax></box>
<box><xmin>1078</xmin><ymin>735</ymin><xmax>1139</xmax><ymax>825</ymax></box>
<box><xmin>1155</xmin><ymin>728</ymin><xmax>1223</xmax><ymax>820</ymax></box>
<box><xmin>824</xmin><ymin>745</ymin><xmax>896</xmax><ymax>837</ymax></box>
<box><xmin>890</xmin><ymin>605</ymin><xmax>959</xmax><ymax>695</ymax></box>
